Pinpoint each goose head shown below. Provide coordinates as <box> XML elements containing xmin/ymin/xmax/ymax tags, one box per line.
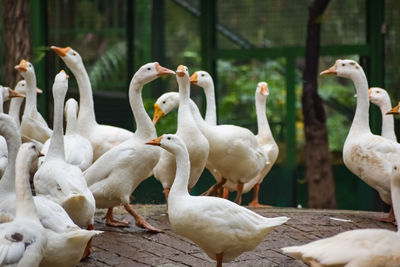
<box><xmin>65</xmin><ymin>98</ymin><xmax>79</xmax><ymax>118</ymax></box>
<box><xmin>369</xmin><ymin>87</ymin><xmax>389</xmax><ymax>107</ymax></box>
<box><xmin>146</xmin><ymin>134</ymin><xmax>186</xmax><ymax>155</ymax></box>
<box><xmin>14</xmin><ymin>80</ymin><xmax>42</xmax><ymax>95</ymax></box>
<box><xmin>190</xmin><ymin>70</ymin><xmax>213</xmax><ymax>89</ymax></box>
<box><xmin>51</xmin><ymin>46</ymin><xmax>83</xmax><ymax>71</ymax></box>
<box><xmin>320</xmin><ymin>59</ymin><xmax>363</xmax><ymax>79</ymax></box>
<box><xmin>14</xmin><ymin>60</ymin><xmax>36</xmax><ymax>81</ymax></box>
<box><xmin>153</xmin><ymin>92</ymin><xmax>179</xmax><ymax>125</ymax></box>
<box><xmin>133</xmin><ymin>62</ymin><xmax>175</xmax><ymax>87</ymax></box>
<box><xmin>176</xmin><ymin>65</ymin><xmax>190</xmax><ymax>83</ymax></box>
<box><xmin>256</xmin><ymin>82</ymin><xmax>269</xmax><ymax>100</ymax></box>
<box><xmin>18</xmin><ymin>142</ymin><xmax>43</xmax><ymax>166</ymax></box>
<box><xmin>52</xmin><ymin>70</ymin><xmax>69</xmax><ymax>100</ymax></box>
<box><xmin>1</xmin><ymin>86</ymin><xmax>25</xmax><ymax>101</ymax></box>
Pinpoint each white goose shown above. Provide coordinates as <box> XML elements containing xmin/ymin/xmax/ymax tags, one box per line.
<box><xmin>15</xmin><ymin>60</ymin><xmax>52</xmax><ymax>143</ymax></box>
<box><xmin>146</xmin><ymin>134</ymin><xmax>289</xmax><ymax>267</ymax></box>
<box><xmin>153</xmin><ymin>65</ymin><xmax>209</xmax><ymax>201</ymax></box>
<box><xmin>34</xmin><ymin>71</ymin><xmax>96</xmax><ymax>230</ymax></box>
<box><xmin>39</xmin><ymin>98</ymin><xmax>93</xmax><ymax>171</ymax></box>
<box><xmin>0</xmin><ymin>114</ymin><xmax>101</xmax><ymax>266</ymax></box>
<box><xmin>369</xmin><ymin>87</ymin><xmax>396</xmax><ymax>142</ymax></box>
<box><xmin>282</xmin><ymin>162</ymin><xmax>400</xmax><ymax>266</ymax></box>
<box><xmin>321</xmin><ymin>60</ymin><xmax>400</xmax><ymax>222</ymax></box>
<box><xmin>51</xmin><ymin>46</ymin><xmax>134</xmax><ymax>161</ymax></box>
<box><xmin>0</xmin><ymin>143</ymin><xmax>47</xmax><ymax>267</ymax></box>
<box><xmin>84</xmin><ymin>62</ymin><xmax>174</xmax><ymax>231</ymax></box>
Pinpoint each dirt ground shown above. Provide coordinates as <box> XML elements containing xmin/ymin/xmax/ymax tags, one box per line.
<box><xmin>77</xmin><ymin>205</ymin><xmax>395</xmax><ymax>267</ymax></box>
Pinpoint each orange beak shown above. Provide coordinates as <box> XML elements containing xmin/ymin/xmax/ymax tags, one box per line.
<box><xmin>190</xmin><ymin>72</ymin><xmax>198</xmax><ymax>84</ymax></box>
<box><xmin>60</xmin><ymin>70</ymin><xmax>70</xmax><ymax>79</ymax></box>
<box><xmin>38</xmin><ymin>152</ymin><xmax>45</xmax><ymax>157</ymax></box>
<box><xmin>155</xmin><ymin>62</ymin><xmax>175</xmax><ymax>76</ymax></box>
<box><xmin>260</xmin><ymin>83</ymin><xmax>269</xmax><ymax>96</ymax></box>
<box><xmin>145</xmin><ymin>135</ymin><xmax>163</xmax><ymax>146</ymax></box>
<box><xmin>176</xmin><ymin>65</ymin><xmax>185</xmax><ymax>77</ymax></box>
<box><xmin>152</xmin><ymin>103</ymin><xmax>165</xmax><ymax>125</ymax></box>
<box><xmin>15</xmin><ymin>60</ymin><xmax>27</xmax><ymax>72</ymax></box>
<box><xmin>8</xmin><ymin>88</ymin><xmax>25</xmax><ymax>98</ymax></box>
<box><xmin>368</xmin><ymin>88</ymin><xmax>372</xmax><ymax>99</ymax></box>
<box><xmin>51</xmin><ymin>46</ymin><xmax>71</xmax><ymax>57</ymax></box>
<box><xmin>386</xmin><ymin>103</ymin><xmax>400</xmax><ymax>115</ymax></box>
<box><xmin>320</xmin><ymin>62</ymin><xmax>338</xmax><ymax>76</ymax></box>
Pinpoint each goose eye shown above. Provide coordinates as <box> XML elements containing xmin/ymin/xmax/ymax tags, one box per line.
<box><xmin>56</xmin><ymin>184</ymin><xmax>62</xmax><ymax>191</ymax></box>
<box><xmin>21</xmin><ymin>84</ymin><xmax>25</xmax><ymax>86</ymax></box>
<box><xmin>162</xmin><ymin>101</ymin><xmax>166</xmax><ymax>104</ymax></box>
<box><xmin>342</xmin><ymin>63</ymin><xmax>345</xmax><ymax>67</ymax></box>
<box><xmin>30</xmin><ymin>145</ymin><xmax>35</xmax><ymax>149</ymax></box>
<box><xmin>201</xmin><ymin>74</ymin><xmax>205</xmax><ymax>77</ymax></box>
<box><xmin>167</xmin><ymin>137</ymin><xmax>171</xmax><ymax>140</ymax></box>
<box><xmin>28</xmin><ymin>64</ymin><xmax>32</xmax><ymax>67</ymax></box>
<box><xmin>72</xmin><ymin>52</ymin><xmax>76</xmax><ymax>56</ymax></box>
<box><xmin>147</xmin><ymin>67</ymin><xmax>151</xmax><ymax>71</ymax></box>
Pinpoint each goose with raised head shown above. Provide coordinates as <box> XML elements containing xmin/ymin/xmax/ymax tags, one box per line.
<box><xmin>0</xmin><ymin>143</ymin><xmax>47</xmax><ymax>267</ymax></box>
<box><xmin>84</xmin><ymin>62</ymin><xmax>174</xmax><ymax>231</ymax></box>
<box><xmin>153</xmin><ymin>65</ymin><xmax>209</xmax><ymax>202</ymax></box>
<box><xmin>15</xmin><ymin>60</ymin><xmax>52</xmax><ymax>144</ymax></box>
<box><xmin>51</xmin><ymin>46</ymin><xmax>134</xmax><ymax>161</ymax></box>
<box><xmin>34</xmin><ymin>71</ymin><xmax>95</xmax><ymax>231</ymax></box>
<box><xmin>320</xmin><ymin>60</ymin><xmax>400</xmax><ymax>223</ymax></box>
<box><xmin>39</xmin><ymin>98</ymin><xmax>93</xmax><ymax>171</ymax></box>
<box><xmin>0</xmin><ymin>114</ymin><xmax>102</xmax><ymax>266</ymax></box>
<box><xmin>0</xmin><ymin>85</ymin><xmax>24</xmax><ymax>178</ymax></box>
<box><xmin>369</xmin><ymin>87</ymin><xmax>396</xmax><ymax>142</ymax></box>
<box><xmin>146</xmin><ymin>134</ymin><xmax>289</xmax><ymax>267</ymax></box>
<box><xmin>282</xmin><ymin>162</ymin><xmax>400</xmax><ymax>266</ymax></box>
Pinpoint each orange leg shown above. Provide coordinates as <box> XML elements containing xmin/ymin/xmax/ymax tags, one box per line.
<box><xmin>221</xmin><ymin>187</ymin><xmax>229</xmax><ymax>199</ymax></box>
<box><xmin>201</xmin><ymin>178</ymin><xmax>227</xmax><ymax>196</ymax></box>
<box><xmin>378</xmin><ymin>206</ymin><xmax>396</xmax><ymax>225</ymax></box>
<box><xmin>103</xmin><ymin>207</ymin><xmax>130</xmax><ymax>227</ymax></box>
<box><xmin>234</xmin><ymin>182</ymin><xmax>244</xmax><ymax>204</ymax></box>
<box><xmin>248</xmin><ymin>184</ymin><xmax>272</xmax><ymax>207</ymax></box>
<box><xmin>81</xmin><ymin>224</ymin><xmax>94</xmax><ymax>260</ymax></box>
<box><xmin>216</xmin><ymin>252</ymin><xmax>223</xmax><ymax>267</ymax></box>
<box><xmin>123</xmin><ymin>204</ymin><xmax>163</xmax><ymax>233</ymax></box>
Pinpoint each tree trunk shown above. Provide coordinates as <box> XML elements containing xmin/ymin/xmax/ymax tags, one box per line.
<box><xmin>2</xmin><ymin>0</ymin><xmax>31</xmax><ymax>88</ymax></box>
<box><xmin>302</xmin><ymin>0</ymin><xmax>337</xmax><ymax>209</ymax></box>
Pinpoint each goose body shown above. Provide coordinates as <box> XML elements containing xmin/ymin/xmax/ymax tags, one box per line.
<box><xmin>15</xmin><ymin>60</ymin><xmax>52</xmax><ymax>144</ymax></box>
<box><xmin>84</xmin><ymin>62</ymin><xmax>174</xmax><ymax>230</ymax></box>
<box><xmin>34</xmin><ymin>71</ymin><xmax>95</xmax><ymax>227</ymax></box>
<box><xmin>153</xmin><ymin>66</ymin><xmax>209</xmax><ymax>200</ymax></box>
<box><xmin>51</xmin><ymin>46</ymin><xmax>133</xmax><ymax>161</ymax></box>
<box><xmin>146</xmin><ymin>134</ymin><xmax>288</xmax><ymax>266</ymax></box>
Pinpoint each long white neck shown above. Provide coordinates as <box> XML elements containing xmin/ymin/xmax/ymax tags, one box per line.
<box><xmin>377</xmin><ymin>100</ymin><xmax>396</xmax><ymax>142</ymax></box>
<box><xmin>8</xmin><ymin>97</ymin><xmax>24</xmax><ymax>128</ymax></box>
<box><xmin>15</xmin><ymin>149</ymin><xmax>40</xmax><ymax>222</ymax></box>
<box><xmin>24</xmin><ymin>75</ymin><xmax>38</xmax><ymax>116</ymax></box>
<box><xmin>203</xmin><ymin>82</ymin><xmax>217</xmax><ymax>125</ymax></box>
<box><xmin>178</xmin><ymin>78</ymin><xmax>196</xmax><ymax>129</ymax></box>
<box><xmin>256</xmin><ymin>94</ymin><xmax>273</xmax><ymax>139</ymax></box>
<box><xmin>0</xmin><ymin>117</ymin><xmax>21</xmax><ymax>193</ymax></box>
<box><xmin>46</xmin><ymin>90</ymin><xmax>66</xmax><ymax>162</ymax></box>
<box><xmin>169</xmin><ymin>145</ymin><xmax>191</xmax><ymax>199</ymax></box>
<box><xmin>70</xmin><ymin>62</ymin><xmax>97</xmax><ymax>128</ymax></box>
<box><xmin>65</xmin><ymin>107</ymin><xmax>79</xmax><ymax>135</ymax></box>
<box><xmin>348</xmin><ymin>71</ymin><xmax>371</xmax><ymax>136</ymax></box>
<box><xmin>129</xmin><ymin>78</ymin><xmax>156</xmax><ymax>140</ymax></box>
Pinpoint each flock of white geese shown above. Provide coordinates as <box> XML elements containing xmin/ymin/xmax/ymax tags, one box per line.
<box><xmin>0</xmin><ymin>46</ymin><xmax>399</xmax><ymax>267</ymax></box>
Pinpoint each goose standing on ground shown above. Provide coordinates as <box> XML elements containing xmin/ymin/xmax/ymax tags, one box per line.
<box><xmin>39</xmin><ymin>98</ymin><xmax>93</xmax><ymax>171</ymax></box>
<box><xmin>146</xmin><ymin>134</ymin><xmax>289</xmax><ymax>267</ymax></box>
<box><xmin>0</xmin><ymin>143</ymin><xmax>47</xmax><ymax>267</ymax></box>
<box><xmin>369</xmin><ymin>87</ymin><xmax>397</xmax><ymax>142</ymax></box>
<box><xmin>153</xmin><ymin>65</ymin><xmax>209</xmax><ymax>202</ymax></box>
<box><xmin>0</xmin><ymin>85</ymin><xmax>24</xmax><ymax>178</ymax></box>
<box><xmin>15</xmin><ymin>60</ymin><xmax>52</xmax><ymax>143</ymax></box>
<box><xmin>321</xmin><ymin>59</ymin><xmax>400</xmax><ymax>222</ymax></box>
<box><xmin>34</xmin><ymin>71</ymin><xmax>95</xmax><ymax>231</ymax></box>
<box><xmin>51</xmin><ymin>46</ymin><xmax>134</xmax><ymax>161</ymax></box>
<box><xmin>0</xmin><ymin>114</ymin><xmax>101</xmax><ymax>265</ymax></box>
<box><xmin>282</xmin><ymin>162</ymin><xmax>400</xmax><ymax>266</ymax></box>
<box><xmin>84</xmin><ymin>62</ymin><xmax>174</xmax><ymax>231</ymax></box>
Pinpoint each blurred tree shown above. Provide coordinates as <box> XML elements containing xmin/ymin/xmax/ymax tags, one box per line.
<box><xmin>2</xmin><ymin>0</ymin><xmax>31</xmax><ymax>87</ymax></box>
<box><xmin>302</xmin><ymin>0</ymin><xmax>337</xmax><ymax>208</ymax></box>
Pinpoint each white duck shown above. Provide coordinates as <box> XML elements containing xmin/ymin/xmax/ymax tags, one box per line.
<box><xmin>39</xmin><ymin>98</ymin><xmax>93</xmax><ymax>171</ymax></box>
<box><xmin>15</xmin><ymin>60</ymin><xmax>52</xmax><ymax>143</ymax></box>
<box><xmin>369</xmin><ymin>87</ymin><xmax>396</xmax><ymax>142</ymax></box>
<box><xmin>84</xmin><ymin>62</ymin><xmax>174</xmax><ymax>231</ymax></box>
<box><xmin>0</xmin><ymin>143</ymin><xmax>47</xmax><ymax>267</ymax></box>
<box><xmin>281</xmin><ymin>162</ymin><xmax>400</xmax><ymax>266</ymax></box>
<box><xmin>34</xmin><ymin>71</ymin><xmax>96</xmax><ymax>230</ymax></box>
<box><xmin>153</xmin><ymin>65</ymin><xmax>209</xmax><ymax>202</ymax></box>
<box><xmin>146</xmin><ymin>134</ymin><xmax>289</xmax><ymax>267</ymax></box>
<box><xmin>320</xmin><ymin>59</ymin><xmax>400</xmax><ymax>222</ymax></box>
<box><xmin>0</xmin><ymin>114</ymin><xmax>101</xmax><ymax>265</ymax></box>
<box><xmin>0</xmin><ymin>85</ymin><xmax>24</xmax><ymax>178</ymax></box>
<box><xmin>51</xmin><ymin>46</ymin><xmax>134</xmax><ymax>161</ymax></box>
